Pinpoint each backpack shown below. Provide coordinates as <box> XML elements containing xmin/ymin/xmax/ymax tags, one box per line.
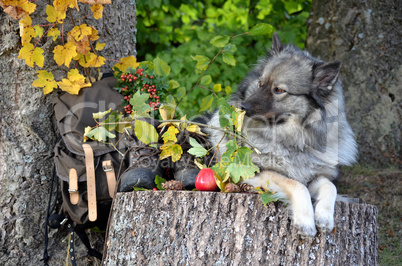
<box><xmin>43</xmin><ymin>75</ymin><xmax>130</xmax><ymax>265</ymax></box>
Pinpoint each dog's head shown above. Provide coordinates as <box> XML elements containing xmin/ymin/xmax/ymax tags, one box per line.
<box><xmin>239</xmin><ymin>33</ymin><xmax>341</xmax><ymax>125</ymax></box>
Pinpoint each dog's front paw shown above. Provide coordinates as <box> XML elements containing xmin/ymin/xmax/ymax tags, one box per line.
<box><xmin>314</xmin><ymin>201</ymin><xmax>334</xmax><ymax>232</ymax></box>
<box><xmin>292</xmin><ymin>210</ymin><xmax>317</xmax><ymax>237</ymax></box>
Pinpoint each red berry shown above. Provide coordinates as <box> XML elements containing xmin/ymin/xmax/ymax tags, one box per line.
<box><xmin>121</xmin><ymin>78</ymin><xmax>125</xmax><ymax>82</ymax></box>
<box><xmin>153</xmin><ymin>188</ymin><xmax>157</xmax><ymax>191</ymax></box>
<box><xmin>150</xmin><ymin>76</ymin><xmax>154</xmax><ymax>79</ymax></box>
<box><xmin>129</xmin><ymin>78</ymin><xmax>132</xmax><ymax>82</ymax></box>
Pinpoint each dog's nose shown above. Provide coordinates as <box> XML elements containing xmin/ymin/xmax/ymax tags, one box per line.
<box><xmin>240</xmin><ymin>102</ymin><xmax>251</xmax><ymax>111</ymax></box>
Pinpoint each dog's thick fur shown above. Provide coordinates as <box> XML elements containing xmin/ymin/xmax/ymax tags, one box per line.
<box><xmin>206</xmin><ymin>33</ymin><xmax>357</xmax><ymax>236</ymax></box>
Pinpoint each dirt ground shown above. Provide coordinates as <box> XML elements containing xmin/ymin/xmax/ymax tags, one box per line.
<box><xmin>336</xmin><ymin>165</ymin><xmax>401</xmax><ymax>265</ymax></box>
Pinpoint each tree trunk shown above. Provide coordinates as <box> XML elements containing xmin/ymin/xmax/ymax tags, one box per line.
<box><xmin>0</xmin><ymin>2</ymin><xmax>136</xmax><ymax>265</ymax></box>
<box><xmin>306</xmin><ymin>0</ymin><xmax>401</xmax><ymax>167</ymax></box>
<box><xmin>104</xmin><ymin>191</ymin><xmax>378</xmax><ymax>265</ymax></box>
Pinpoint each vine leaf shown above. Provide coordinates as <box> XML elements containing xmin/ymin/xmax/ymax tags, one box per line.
<box><xmin>53</xmin><ymin>43</ymin><xmax>78</xmax><ymax>67</ymax></box>
<box><xmin>32</xmin><ymin>70</ymin><xmax>58</xmax><ymax>94</ymax></box>
<box><xmin>160</xmin><ymin>142</ymin><xmax>183</xmax><ymax>162</ymax></box>
<box><xmin>188</xmin><ymin>137</ymin><xmax>208</xmax><ymax>158</ymax></box>
<box><xmin>162</xmin><ymin>126</ymin><xmax>179</xmax><ymax>144</ymax></box>
<box><xmin>90</xmin><ymin>4</ymin><xmax>104</xmax><ymax>19</ymax></box>
<box><xmin>57</xmin><ymin>69</ymin><xmax>91</xmax><ymax>95</ymax></box>
<box><xmin>46</xmin><ymin>4</ymin><xmax>66</xmax><ymax>23</ymax></box>
<box><xmin>48</xmin><ymin>28</ymin><xmax>61</xmax><ymax>41</ymax></box>
<box><xmin>18</xmin><ymin>43</ymin><xmax>44</xmax><ymax>67</ymax></box>
<box><xmin>95</xmin><ymin>42</ymin><xmax>106</xmax><ymax>51</ymax></box>
<box><xmin>113</xmin><ymin>55</ymin><xmax>140</xmax><ymax>72</ymax></box>
<box><xmin>134</xmin><ymin>119</ymin><xmax>159</xmax><ymax>148</ymax></box>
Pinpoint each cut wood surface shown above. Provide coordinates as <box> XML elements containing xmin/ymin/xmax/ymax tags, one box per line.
<box><xmin>103</xmin><ymin>191</ymin><xmax>378</xmax><ymax>265</ymax></box>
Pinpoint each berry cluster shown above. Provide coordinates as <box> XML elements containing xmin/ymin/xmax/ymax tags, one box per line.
<box><xmin>115</xmin><ymin>66</ymin><xmax>168</xmax><ymax>115</ymax></box>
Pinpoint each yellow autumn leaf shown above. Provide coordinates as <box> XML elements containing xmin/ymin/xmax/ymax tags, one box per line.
<box><xmin>76</xmin><ymin>37</ymin><xmax>91</xmax><ymax>55</ymax></box>
<box><xmin>53</xmin><ymin>42</ymin><xmax>78</xmax><ymax>67</ymax></box>
<box><xmin>113</xmin><ymin>55</ymin><xmax>139</xmax><ymax>72</ymax></box>
<box><xmin>46</xmin><ymin>4</ymin><xmax>66</xmax><ymax>23</ymax></box>
<box><xmin>21</xmin><ymin>25</ymin><xmax>35</xmax><ymax>45</ymax></box>
<box><xmin>33</xmin><ymin>25</ymin><xmax>44</xmax><ymax>38</ymax></box>
<box><xmin>162</xmin><ymin>126</ymin><xmax>179</xmax><ymax>144</ymax></box>
<box><xmin>20</xmin><ymin>0</ymin><xmax>36</xmax><ymax>14</ymax></box>
<box><xmin>79</xmin><ymin>0</ymin><xmax>111</xmax><ymax>5</ymax></box>
<box><xmin>69</xmin><ymin>24</ymin><xmax>92</xmax><ymax>41</ymax></box>
<box><xmin>54</xmin><ymin>0</ymin><xmax>79</xmax><ymax>13</ymax></box>
<box><xmin>95</xmin><ymin>42</ymin><xmax>105</xmax><ymax>51</ymax></box>
<box><xmin>19</xmin><ymin>15</ymin><xmax>32</xmax><ymax>27</ymax></box>
<box><xmin>57</xmin><ymin>69</ymin><xmax>91</xmax><ymax>95</ymax></box>
<box><xmin>90</xmin><ymin>4</ymin><xmax>103</xmax><ymax>19</ymax></box>
<box><xmin>47</xmin><ymin>28</ymin><xmax>61</xmax><ymax>41</ymax></box>
<box><xmin>32</xmin><ymin>70</ymin><xmax>58</xmax><ymax>94</ymax></box>
<box><xmin>18</xmin><ymin>43</ymin><xmax>44</xmax><ymax>67</ymax></box>
<box><xmin>160</xmin><ymin>142</ymin><xmax>183</xmax><ymax>162</ymax></box>
<box><xmin>186</xmin><ymin>124</ymin><xmax>207</xmax><ymax>136</ymax></box>
<box><xmin>88</xmin><ymin>27</ymin><xmax>99</xmax><ymax>41</ymax></box>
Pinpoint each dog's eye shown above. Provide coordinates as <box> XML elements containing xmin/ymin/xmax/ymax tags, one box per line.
<box><xmin>273</xmin><ymin>87</ymin><xmax>286</xmax><ymax>94</ymax></box>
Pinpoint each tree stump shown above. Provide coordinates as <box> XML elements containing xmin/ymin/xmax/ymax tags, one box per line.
<box><xmin>103</xmin><ymin>191</ymin><xmax>378</xmax><ymax>265</ymax></box>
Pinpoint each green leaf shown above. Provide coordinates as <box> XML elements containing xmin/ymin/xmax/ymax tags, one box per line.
<box><xmin>103</xmin><ymin>111</ymin><xmax>124</xmax><ymax>131</ymax></box>
<box><xmin>191</xmin><ymin>55</ymin><xmax>210</xmax><ymax>71</ymax></box>
<box><xmin>188</xmin><ymin>137</ymin><xmax>208</xmax><ymax>158</ymax></box>
<box><xmin>155</xmin><ymin>175</ymin><xmax>167</xmax><ymax>190</ymax></box>
<box><xmin>134</xmin><ymin>119</ymin><xmax>159</xmax><ymax>148</ymax></box>
<box><xmin>169</xmin><ymin>79</ymin><xmax>180</xmax><ymax>90</ymax></box>
<box><xmin>153</xmin><ymin>57</ymin><xmax>171</xmax><ymax>76</ymax></box>
<box><xmin>225</xmin><ymin>86</ymin><xmax>232</xmax><ymax>94</ymax></box>
<box><xmin>210</xmin><ymin>35</ymin><xmax>230</xmax><ymax>48</ymax></box>
<box><xmin>129</xmin><ymin>91</ymin><xmax>152</xmax><ymax>116</ymax></box>
<box><xmin>84</xmin><ymin>127</ymin><xmax>116</xmax><ymax>142</ymax></box>
<box><xmin>93</xmin><ymin>108</ymin><xmax>111</xmax><ymax>119</ymax></box>
<box><xmin>222</xmin><ymin>53</ymin><xmax>236</xmax><ymax>66</ymax></box>
<box><xmin>249</xmin><ymin>23</ymin><xmax>274</xmax><ymax>36</ymax></box>
<box><xmin>200</xmin><ymin>75</ymin><xmax>212</xmax><ymax>86</ymax></box>
<box><xmin>260</xmin><ymin>191</ymin><xmax>277</xmax><ymax>205</ymax></box>
<box><xmin>227</xmin><ymin>163</ymin><xmax>259</xmax><ymax>183</ymax></box>
<box><xmin>224</xmin><ymin>43</ymin><xmax>237</xmax><ymax>53</ymax></box>
<box><xmin>199</xmin><ymin>94</ymin><xmax>214</xmax><ymax>112</ymax></box>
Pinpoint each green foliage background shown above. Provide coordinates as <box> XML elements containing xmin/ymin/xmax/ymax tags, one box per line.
<box><xmin>136</xmin><ymin>0</ymin><xmax>311</xmax><ymax>117</ymax></box>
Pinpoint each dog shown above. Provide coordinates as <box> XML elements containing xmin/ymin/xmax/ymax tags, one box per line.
<box><xmin>206</xmin><ymin>33</ymin><xmax>357</xmax><ymax>237</ymax></box>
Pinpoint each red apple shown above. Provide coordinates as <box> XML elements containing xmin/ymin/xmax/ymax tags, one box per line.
<box><xmin>195</xmin><ymin>168</ymin><xmax>218</xmax><ymax>191</ymax></box>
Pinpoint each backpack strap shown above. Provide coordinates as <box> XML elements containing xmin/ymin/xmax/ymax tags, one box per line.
<box><xmin>82</xmin><ymin>144</ymin><xmax>97</xmax><ymax>222</ymax></box>
<box><xmin>68</xmin><ymin>168</ymin><xmax>79</xmax><ymax>205</ymax></box>
<box><xmin>102</xmin><ymin>160</ymin><xmax>116</xmax><ymax>198</ymax></box>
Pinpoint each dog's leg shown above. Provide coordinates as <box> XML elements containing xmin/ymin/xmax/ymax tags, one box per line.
<box><xmin>244</xmin><ymin>170</ymin><xmax>317</xmax><ymax>237</ymax></box>
<box><xmin>308</xmin><ymin>176</ymin><xmax>337</xmax><ymax>232</ymax></box>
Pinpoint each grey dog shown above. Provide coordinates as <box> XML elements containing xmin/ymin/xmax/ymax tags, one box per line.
<box><xmin>206</xmin><ymin>33</ymin><xmax>357</xmax><ymax>237</ymax></box>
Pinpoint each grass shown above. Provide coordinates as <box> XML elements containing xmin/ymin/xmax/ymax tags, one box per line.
<box><xmin>336</xmin><ymin>165</ymin><xmax>401</xmax><ymax>265</ymax></box>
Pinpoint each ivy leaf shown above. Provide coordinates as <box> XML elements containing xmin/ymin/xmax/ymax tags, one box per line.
<box><xmin>47</xmin><ymin>28</ymin><xmax>61</xmax><ymax>41</ymax></box>
<box><xmin>222</xmin><ymin>53</ymin><xmax>236</xmax><ymax>66</ymax></box>
<box><xmin>129</xmin><ymin>91</ymin><xmax>152</xmax><ymax>117</ymax></box>
<box><xmin>153</xmin><ymin>57</ymin><xmax>171</xmax><ymax>77</ymax></box>
<box><xmin>200</xmin><ymin>75</ymin><xmax>212</xmax><ymax>86</ymax></box>
<box><xmin>191</xmin><ymin>55</ymin><xmax>210</xmax><ymax>71</ymax></box>
<box><xmin>134</xmin><ymin>119</ymin><xmax>159</xmax><ymax>148</ymax></box>
<box><xmin>18</xmin><ymin>43</ymin><xmax>44</xmax><ymax>68</ymax></box>
<box><xmin>53</xmin><ymin>42</ymin><xmax>77</xmax><ymax>67</ymax></box>
<box><xmin>90</xmin><ymin>4</ymin><xmax>104</xmax><ymax>19</ymax></box>
<box><xmin>210</xmin><ymin>35</ymin><xmax>230</xmax><ymax>48</ymax></box>
<box><xmin>92</xmin><ymin>108</ymin><xmax>111</xmax><ymax>119</ymax></box>
<box><xmin>113</xmin><ymin>55</ymin><xmax>139</xmax><ymax>72</ymax></box>
<box><xmin>46</xmin><ymin>4</ymin><xmax>66</xmax><ymax>23</ymax></box>
<box><xmin>57</xmin><ymin>69</ymin><xmax>91</xmax><ymax>95</ymax></box>
<box><xmin>32</xmin><ymin>70</ymin><xmax>58</xmax><ymax>94</ymax></box>
<box><xmin>84</xmin><ymin>127</ymin><xmax>116</xmax><ymax>142</ymax></box>
<box><xmin>155</xmin><ymin>175</ymin><xmax>167</xmax><ymax>190</ymax></box>
<box><xmin>188</xmin><ymin>137</ymin><xmax>208</xmax><ymax>158</ymax></box>
<box><xmin>160</xmin><ymin>142</ymin><xmax>183</xmax><ymax>162</ymax></box>
<box><xmin>249</xmin><ymin>23</ymin><xmax>274</xmax><ymax>36</ymax></box>
<box><xmin>162</xmin><ymin>125</ymin><xmax>179</xmax><ymax>144</ymax></box>
<box><xmin>199</xmin><ymin>94</ymin><xmax>214</xmax><ymax>112</ymax></box>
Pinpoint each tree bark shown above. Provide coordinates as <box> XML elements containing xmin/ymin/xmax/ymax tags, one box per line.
<box><xmin>306</xmin><ymin>0</ymin><xmax>401</xmax><ymax>166</ymax></box>
<box><xmin>0</xmin><ymin>2</ymin><xmax>136</xmax><ymax>265</ymax></box>
<box><xmin>104</xmin><ymin>191</ymin><xmax>378</xmax><ymax>265</ymax></box>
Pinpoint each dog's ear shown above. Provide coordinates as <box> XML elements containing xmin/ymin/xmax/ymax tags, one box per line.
<box><xmin>312</xmin><ymin>60</ymin><xmax>341</xmax><ymax>91</ymax></box>
<box><xmin>271</xmin><ymin>32</ymin><xmax>284</xmax><ymax>54</ymax></box>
